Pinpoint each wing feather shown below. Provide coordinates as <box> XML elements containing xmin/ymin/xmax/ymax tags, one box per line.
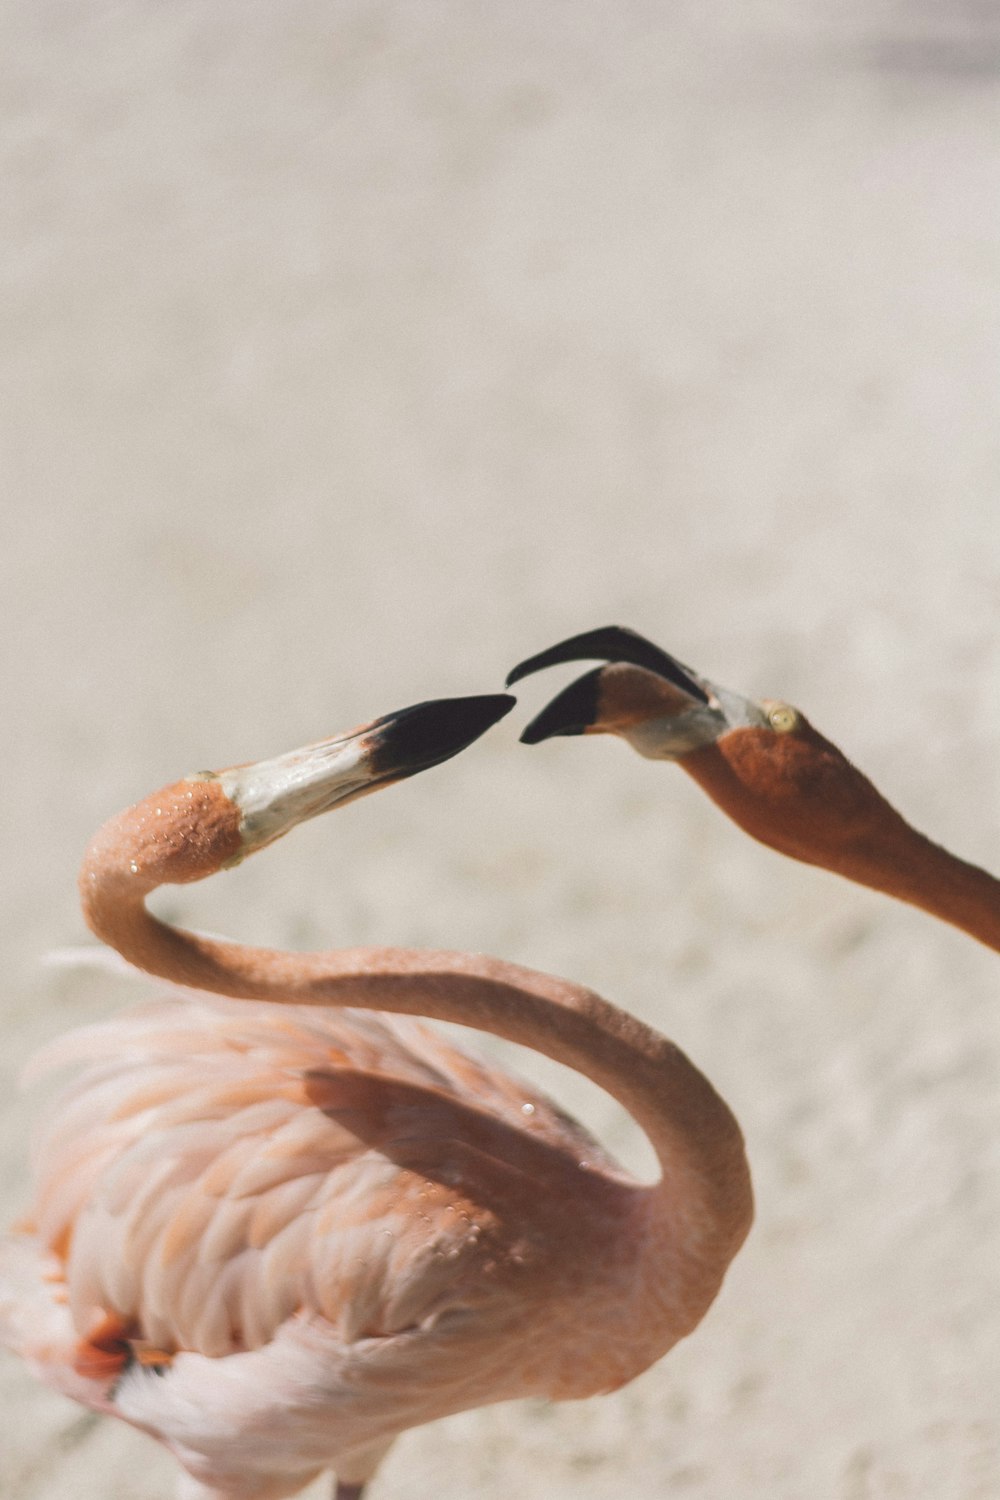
<box><xmin>18</xmin><ymin>986</ymin><xmax>612</xmax><ymax>1365</ymax></box>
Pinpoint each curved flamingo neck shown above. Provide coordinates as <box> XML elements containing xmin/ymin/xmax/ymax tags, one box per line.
<box><xmin>681</xmin><ymin>735</ymin><xmax>1000</xmax><ymax>953</ymax></box>
<box><xmin>847</xmin><ymin>829</ymin><xmax>1000</xmax><ymax>953</ymax></box>
<box><xmin>78</xmin><ymin>779</ymin><xmax>753</xmax><ymax>1310</ymax></box>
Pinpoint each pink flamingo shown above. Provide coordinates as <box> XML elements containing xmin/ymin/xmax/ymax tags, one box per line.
<box><xmin>507</xmin><ymin>625</ymin><xmax>1000</xmax><ymax>951</ymax></box>
<box><xmin>0</xmin><ymin>692</ymin><xmax>752</xmax><ymax>1500</ymax></box>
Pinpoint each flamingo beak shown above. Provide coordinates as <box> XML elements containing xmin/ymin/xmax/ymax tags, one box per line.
<box><xmin>219</xmin><ymin>694</ymin><xmax>515</xmax><ymax>856</ymax></box>
<box><xmin>514</xmin><ymin>666</ymin><xmax>608</xmax><ymax>745</ymax></box>
<box><xmin>506</xmin><ymin>626</ymin><xmax>711</xmax><ymax>704</ymax></box>
<box><xmin>367</xmin><ymin>694</ymin><xmax>517</xmax><ymax>779</ymax></box>
<box><xmin>506</xmin><ymin>626</ymin><xmax>762</xmax><ymax>759</ymax></box>
<box><xmin>506</xmin><ymin>626</ymin><xmax>712</xmax><ymax>746</ymax></box>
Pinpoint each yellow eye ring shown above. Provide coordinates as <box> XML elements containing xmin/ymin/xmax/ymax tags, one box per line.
<box><xmin>768</xmin><ymin>704</ymin><xmax>799</xmax><ymax>734</ymax></box>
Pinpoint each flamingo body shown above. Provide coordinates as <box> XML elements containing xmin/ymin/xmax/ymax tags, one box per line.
<box><xmin>5</xmin><ymin>983</ymin><xmax>663</xmax><ymax>1497</ymax></box>
<box><xmin>1</xmin><ymin>693</ymin><xmax>752</xmax><ymax>1498</ymax></box>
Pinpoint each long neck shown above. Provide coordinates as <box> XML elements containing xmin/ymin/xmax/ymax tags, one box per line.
<box><xmin>79</xmin><ymin>788</ymin><xmax>752</xmax><ymax>1293</ymax></box>
<box><xmin>842</xmin><ymin>826</ymin><xmax>1000</xmax><ymax>953</ymax></box>
<box><xmin>682</xmin><ymin>736</ymin><xmax>1000</xmax><ymax>954</ymax></box>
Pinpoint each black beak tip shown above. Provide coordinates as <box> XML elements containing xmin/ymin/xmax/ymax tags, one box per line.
<box><xmin>505</xmin><ymin>625</ymin><xmax>632</xmax><ymax>688</ymax></box>
<box><xmin>519</xmin><ymin>719</ymin><xmax>586</xmax><ymax>746</ymax></box>
<box><xmin>518</xmin><ymin>668</ymin><xmax>603</xmax><ymax>745</ymax></box>
<box><xmin>371</xmin><ymin>693</ymin><xmax>516</xmax><ymax>775</ymax></box>
<box><xmin>506</xmin><ymin>624</ymin><xmax>709</xmax><ymax>706</ymax></box>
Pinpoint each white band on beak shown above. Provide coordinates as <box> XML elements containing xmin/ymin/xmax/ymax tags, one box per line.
<box><xmin>216</xmin><ymin>732</ymin><xmax>375</xmax><ymax>855</ymax></box>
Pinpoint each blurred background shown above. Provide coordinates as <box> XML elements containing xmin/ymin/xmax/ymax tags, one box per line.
<box><xmin>2</xmin><ymin>2</ymin><xmax>999</xmax><ymax>1495</ymax></box>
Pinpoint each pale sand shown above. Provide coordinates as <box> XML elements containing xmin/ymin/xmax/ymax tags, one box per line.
<box><xmin>2</xmin><ymin>4</ymin><xmax>999</xmax><ymax>1496</ymax></box>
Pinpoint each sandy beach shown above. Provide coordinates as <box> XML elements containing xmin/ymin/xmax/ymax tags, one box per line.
<box><xmin>2</xmin><ymin>4</ymin><xmax>999</xmax><ymax>1495</ymax></box>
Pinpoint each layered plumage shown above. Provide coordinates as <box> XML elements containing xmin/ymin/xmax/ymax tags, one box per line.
<box><xmin>1</xmin><ymin>693</ymin><xmax>752</xmax><ymax>1499</ymax></box>
<box><xmin>4</xmin><ymin>974</ymin><xmax>647</xmax><ymax>1496</ymax></box>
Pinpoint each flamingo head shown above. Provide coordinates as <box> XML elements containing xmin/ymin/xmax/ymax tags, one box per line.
<box><xmin>213</xmin><ymin>693</ymin><xmax>517</xmax><ymax>862</ymax></box>
<box><xmin>507</xmin><ymin>626</ymin><xmax>903</xmax><ymax>877</ymax></box>
<box><xmin>81</xmin><ymin>694</ymin><xmax>516</xmax><ymax>903</ymax></box>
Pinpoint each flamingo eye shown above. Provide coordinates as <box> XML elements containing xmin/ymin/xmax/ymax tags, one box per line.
<box><xmin>768</xmin><ymin>704</ymin><xmax>799</xmax><ymax>734</ymax></box>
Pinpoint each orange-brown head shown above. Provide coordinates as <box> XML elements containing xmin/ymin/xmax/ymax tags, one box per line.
<box><xmin>79</xmin><ymin>694</ymin><xmax>515</xmax><ymax>942</ymax></box>
<box><xmin>507</xmin><ymin>626</ymin><xmax>915</xmax><ymax>887</ymax></box>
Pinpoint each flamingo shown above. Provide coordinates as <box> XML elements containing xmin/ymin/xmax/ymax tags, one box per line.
<box><xmin>507</xmin><ymin>624</ymin><xmax>1000</xmax><ymax>952</ymax></box>
<box><xmin>0</xmin><ymin>690</ymin><xmax>753</xmax><ymax>1500</ymax></box>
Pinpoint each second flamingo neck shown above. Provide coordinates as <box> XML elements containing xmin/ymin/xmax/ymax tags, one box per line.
<box><xmin>681</xmin><ymin>739</ymin><xmax>1000</xmax><ymax>953</ymax></box>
